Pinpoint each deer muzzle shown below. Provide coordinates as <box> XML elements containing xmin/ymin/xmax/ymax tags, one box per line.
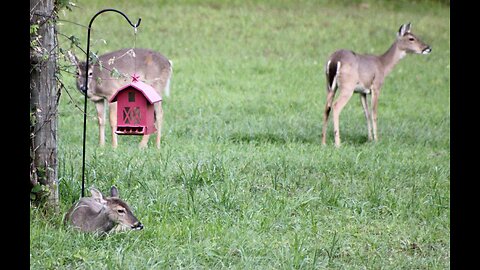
<box><xmin>132</xmin><ymin>221</ymin><xmax>144</xmax><ymax>230</ymax></box>
<box><xmin>422</xmin><ymin>46</ymin><xmax>432</xmax><ymax>54</ymax></box>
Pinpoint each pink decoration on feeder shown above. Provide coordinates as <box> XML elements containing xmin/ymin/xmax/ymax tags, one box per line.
<box><xmin>131</xmin><ymin>73</ymin><xmax>140</xmax><ymax>82</ymax></box>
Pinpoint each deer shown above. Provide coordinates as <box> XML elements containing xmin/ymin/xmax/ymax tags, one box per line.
<box><xmin>64</xmin><ymin>186</ymin><xmax>143</xmax><ymax>234</ymax></box>
<box><xmin>67</xmin><ymin>48</ymin><xmax>173</xmax><ymax>149</ymax></box>
<box><xmin>321</xmin><ymin>23</ymin><xmax>431</xmax><ymax>147</ymax></box>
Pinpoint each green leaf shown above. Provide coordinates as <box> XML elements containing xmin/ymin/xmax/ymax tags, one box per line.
<box><xmin>30</xmin><ymin>24</ymin><xmax>39</xmax><ymax>35</ymax></box>
<box><xmin>31</xmin><ymin>184</ymin><xmax>43</xmax><ymax>193</ymax></box>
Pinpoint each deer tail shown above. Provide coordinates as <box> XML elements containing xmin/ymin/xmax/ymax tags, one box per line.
<box><xmin>164</xmin><ymin>60</ymin><xmax>173</xmax><ymax>97</ymax></box>
<box><xmin>325</xmin><ymin>60</ymin><xmax>341</xmax><ymax>92</ymax></box>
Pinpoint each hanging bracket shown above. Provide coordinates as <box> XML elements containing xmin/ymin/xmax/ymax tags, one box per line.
<box><xmin>81</xmin><ymin>9</ymin><xmax>141</xmax><ymax>197</ymax></box>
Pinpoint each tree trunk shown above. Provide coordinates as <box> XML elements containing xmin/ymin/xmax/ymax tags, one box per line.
<box><xmin>30</xmin><ymin>0</ymin><xmax>59</xmax><ymax>209</ymax></box>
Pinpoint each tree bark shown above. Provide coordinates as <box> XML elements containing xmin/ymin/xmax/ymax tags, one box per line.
<box><xmin>30</xmin><ymin>0</ymin><xmax>59</xmax><ymax>209</ymax></box>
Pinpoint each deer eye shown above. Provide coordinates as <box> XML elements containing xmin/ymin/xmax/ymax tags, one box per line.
<box><xmin>408</xmin><ymin>37</ymin><xmax>415</xmax><ymax>41</ymax></box>
<box><xmin>117</xmin><ymin>209</ymin><xmax>125</xmax><ymax>214</ymax></box>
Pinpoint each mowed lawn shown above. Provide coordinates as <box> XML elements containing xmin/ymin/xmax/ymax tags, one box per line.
<box><xmin>31</xmin><ymin>0</ymin><xmax>450</xmax><ymax>269</ymax></box>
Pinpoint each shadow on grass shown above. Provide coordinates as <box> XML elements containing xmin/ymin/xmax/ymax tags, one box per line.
<box><xmin>228</xmin><ymin>132</ymin><xmax>312</xmax><ymax>145</ymax></box>
<box><xmin>228</xmin><ymin>131</ymin><xmax>372</xmax><ymax>146</ymax></box>
<box><xmin>339</xmin><ymin>133</ymin><xmax>371</xmax><ymax>146</ymax></box>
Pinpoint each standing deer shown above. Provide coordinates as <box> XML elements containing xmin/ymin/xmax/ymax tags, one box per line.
<box><xmin>322</xmin><ymin>23</ymin><xmax>431</xmax><ymax>147</ymax></box>
<box><xmin>67</xmin><ymin>48</ymin><xmax>173</xmax><ymax>149</ymax></box>
<box><xmin>64</xmin><ymin>186</ymin><xmax>143</xmax><ymax>233</ymax></box>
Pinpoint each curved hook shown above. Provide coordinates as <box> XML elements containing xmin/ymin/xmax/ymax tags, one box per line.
<box><xmin>84</xmin><ymin>8</ymin><xmax>141</xmax><ymax>94</ymax></box>
<box><xmin>134</xmin><ymin>17</ymin><xmax>142</xmax><ymax>28</ymax></box>
<box><xmin>88</xmin><ymin>8</ymin><xmax>141</xmax><ymax>29</ymax></box>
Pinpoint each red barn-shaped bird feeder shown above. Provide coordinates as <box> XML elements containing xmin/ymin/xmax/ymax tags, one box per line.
<box><xmin>109</xmin><ymin>75</ymin><xmax>162</xmax><ymax>135</ymax></box>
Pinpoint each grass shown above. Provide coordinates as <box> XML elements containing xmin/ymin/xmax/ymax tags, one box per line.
<box><xmin>31</xmin><ymin>0</ymin><xmax>449</xmax><ymax>269</ymax></box>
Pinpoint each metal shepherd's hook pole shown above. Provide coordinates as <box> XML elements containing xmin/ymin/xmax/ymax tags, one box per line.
<box><xmin>81</xmin><ymin>9</ymin><xmax>141</xmax><ymax>197</ymax></box>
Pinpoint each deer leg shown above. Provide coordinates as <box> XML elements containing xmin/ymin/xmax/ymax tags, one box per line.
<box><xmin>108</xmin><ymin>102</ymin><xmax>118</xmax><ymax>148</ymax></box>
<box><xmin>94</xmin><ymin>100</ymin><xmax>106</xmax><ymax>147</ymax></box>
<box><xmin>138</xmin><ymin>121</ymin><xmax>150</xmax><ymax>149</ymax></box>
<box><xmin>322</xmin><ymin>90</ymin><xmax>335</xmax><ymax>145</ymax></box>
<box><xmin>139</xmin><ymin>134</ymin><xmax>150</xmax><ymax>149</ymax></box>
<box><xmin>371</xmin><ymin>89</ymin><xmax>380</xmax><ymax>141</ymax></box>
<box><xmin>332</xmin><ymin>86</ymin><xmax>355</xmax><ymax>147</ymax></box>
<box><xmin>360</xmin><ymin>93</ymin><xmax>373</xmax><ymax>141</ymax></box>
<box><xmin>154</xmin><ymin>102</ymin><xmax>163</xmax><ymax>149</ymax></box>
<box><xmin>139</xmin><ymin>102</ymin><xmax>163</xmax><ymax>149</ymax></box>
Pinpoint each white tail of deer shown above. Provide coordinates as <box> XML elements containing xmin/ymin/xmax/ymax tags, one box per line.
<box><xmin>64</xmin><ymin>186</ymin><xmax>143</xmax><ymax>233</ymax></box>
<box><xmin>322</xmin><ymin>23</ymin><xmax>431</xmax><ymax>147</ymax></box>
<box><xmin>67</xmin><ymin>48</ymin><xmax>173</xmax><ymax>149</ymax></box>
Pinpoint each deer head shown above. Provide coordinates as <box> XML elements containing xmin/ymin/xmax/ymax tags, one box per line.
<box><xmin>396</xmin><ymin>23</ymin><xmax>432</xmax><ymax>55</ymax></box>
<box><xmin>66</xmin><ymin>50</ymin><xmax>92</xmax><ymax>94</ymax></box>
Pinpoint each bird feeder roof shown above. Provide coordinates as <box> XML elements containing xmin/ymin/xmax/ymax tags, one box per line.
<box><xmin>109</xmin><ymin>78</ymin><xmax>162</xmax><ymax>104</ymax></box>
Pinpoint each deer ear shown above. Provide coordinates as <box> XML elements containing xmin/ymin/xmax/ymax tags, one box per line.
<box><xmin>90</xmin><ymin>187</ymin><xmax>107</xmax><ymax>204</ymax></box>
<box><xmin>110</xmin><ymin>186</ymin><xmax>119</xmax><ymax>198</ymax></box>
<box><xmin>66</xmin><ymin>50</ymin><xmax>79</xmax><ymax>66</ymax></box>
<box><xmin>398</xmin><ymin>23</ymin><xmax>411</xmax><ymax>37</ymax></box>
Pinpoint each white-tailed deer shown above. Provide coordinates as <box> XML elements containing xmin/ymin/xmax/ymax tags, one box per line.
<box><xmin>322</xmin><ymin>23</ymin><xmax>431</xmax><ymax>147</ymax></box>
<box><xmin>67</xmin><ymin>48</ymin><xmax>173</xmax><ymax>149</ymax></box>
<box><xmin>64</xmin><ymin>186</ymin><xmax>143</xmax><ymax>233</ymax></box>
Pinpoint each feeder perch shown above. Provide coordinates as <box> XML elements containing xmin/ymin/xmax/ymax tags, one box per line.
<box><xmin>109</xmin><ymin>75</ymin><xmax>161</xmax><ymax>135</ymax></box>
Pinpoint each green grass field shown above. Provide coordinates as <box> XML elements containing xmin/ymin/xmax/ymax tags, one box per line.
<box><xmin>31</xmin><ymin>0</ymin><xmax>450</xmax><ymax>268</ymax></box>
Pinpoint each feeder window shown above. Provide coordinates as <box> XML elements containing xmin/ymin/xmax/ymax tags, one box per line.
<box><xmin>128</xmin><ymin>91</ymin><xmax>135</xmax><ymax>102</ymax></box>
<box><xmin>123</xmin><ymin>107</ymin><xmax>141</xmax><ymax>124</ymax></box>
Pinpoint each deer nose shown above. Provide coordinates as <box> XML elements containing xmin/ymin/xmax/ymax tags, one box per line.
<box><xmin>422</xmin><ymin>46</ymin><xmax>432</xmax><ymax>54</ymax></box>
<box><xmin>132</xmin><ymin>222</ymin><xmax>143</xmax><ymax>230</ymax></box>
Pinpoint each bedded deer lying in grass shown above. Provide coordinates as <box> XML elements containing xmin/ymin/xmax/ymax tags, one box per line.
<box><xmin>67</xmin><ymin>48</ymin><xmax>173</xmax><ymax>149</ymax></box>
<box><xmin>322</xmin><ymin>23</ymin><xmax>431</xmax><ymax>147</ymax></box>
<box><xmin>64</xmin><ymin>186</ymin><xmax>143</xmax><ymax>234</ymax></box>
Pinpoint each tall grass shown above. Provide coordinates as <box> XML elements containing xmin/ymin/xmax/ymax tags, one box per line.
<box><xmin>31</xmin><ymin>0</ymin><xmax>449</xmax><ymax>269</ymax></box>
